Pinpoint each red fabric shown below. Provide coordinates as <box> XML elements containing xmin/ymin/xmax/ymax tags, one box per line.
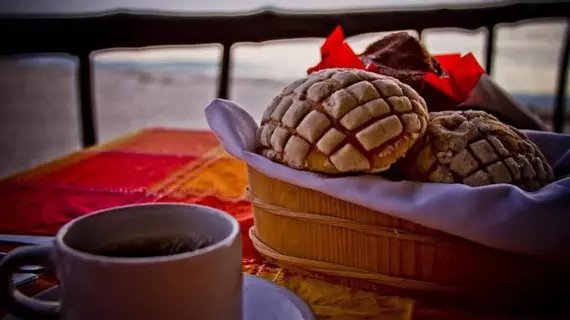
<box><xmin>307</xmin><ymin>26</ymin><xmax>366</xmax><ymax>74</ymax></box>
<box><xmin>424</xmin><ymin>53</ymin><xmax>486</xmax><ymax>103</ymax></box>
<box><xmin>0</xmin><ymin>182</ymin><xmax>150</xmax><ymax>236</ymax></box>
<box><xmin>30</xmin><ymin>152</ymin><xmax>196</xmax><ymax>192</ymax></box>
<box><xmin>0</xmin><ymin>129</ymin><xmax>255</xmax><ymax>260</ymax></box>
<box><xmin>431</xmin><ymin>53</ymin><xmax>462</xmax><ymax>71</ymax></box>
<box><xmin>320</xmin><ymin>25</ymin><xmax>345</xmax><ymax>59</ymax></box>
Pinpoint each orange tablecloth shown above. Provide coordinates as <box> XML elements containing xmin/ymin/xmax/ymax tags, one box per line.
<box><xmin>0</xmin><ymin>128</ymin><xmax>559</xmax><ymax>320</ymax></box>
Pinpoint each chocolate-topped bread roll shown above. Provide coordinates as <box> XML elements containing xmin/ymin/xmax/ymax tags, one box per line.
<box><xmin>399</xmin><ymin>110</ymin><xmax>554</xmax><ymax>191</ymax></box>
<box><xmin>256</xmin><ymin>68</ymin><xmax>429</xmax><ymax>174</ymax></box>
<box><xmin>359</xmin><ymin>32</ymin><xmax>459</xmax><ymax>112</ymax></box>
<box><xmin>359</xmin><ymin>31</ymin><xmax>443</xmax><ymax>91</ymax></box>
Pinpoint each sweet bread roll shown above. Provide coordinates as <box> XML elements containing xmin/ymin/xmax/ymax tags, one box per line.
<box><xmin>359</xmin><ymin>31</ymin><xmax>443</xmax><ymax>90</ymax></box>
<box><xmin>256</xmin><ymin>68</ymin><xmax>429</xmax><ymax>174</ymax></box>
<box><xmin>399</xmin><ymin>110</ymin><xmax>555</xmax><ymax>191</ymax></box>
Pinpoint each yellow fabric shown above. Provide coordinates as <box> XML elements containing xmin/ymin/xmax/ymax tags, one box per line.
<box><xmin>147</xmin><ymin>146</ymin><xmax>250</xmax><ymax>200</ymax></box>
<box><xmin>174</xmin><ymin>156</ymin><xmax>248</xmax><ymax>199</ymax></box>
<box><xmin>244</xmin><ymin>263</ymin><xmax>413</xmax><ymax>320</ymax></box>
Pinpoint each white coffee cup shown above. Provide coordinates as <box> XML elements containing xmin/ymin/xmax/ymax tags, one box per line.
<box><xmin>0</xmin><ymin>203</ymin><xmax>243</xmax><ymax>320</ymax></box>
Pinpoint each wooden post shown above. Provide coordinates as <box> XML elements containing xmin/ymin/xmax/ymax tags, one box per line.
<box><xmin>217</xmin><ymin>43</ymin><xmax>232</xmax><ymax>99</ymax></box>
<box><xmin>553</xmin><ymin>22</ymin><xmax>570</xmax><ymax>133</ymax></box>
<box><xmin>77</xmin><ymin>52</ymin><xmax>97</xmax><ymax>147</ymax></box>
<box><xmin>484</xmin><ymin>25</ymin><xmax>495</xmax><ymax>76</ymax></box>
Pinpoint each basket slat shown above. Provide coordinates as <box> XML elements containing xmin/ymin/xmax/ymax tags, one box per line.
<box><xmin>247</xmin><ymin>166</ymin><xmax>567</xmax><ymax>309</ymax></box>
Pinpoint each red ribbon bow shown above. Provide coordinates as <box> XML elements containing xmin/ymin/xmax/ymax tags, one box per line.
<box><xmin>307</xmin><ymin>26</ymin><xmax>367</xmax><ymax>73</ymax></box>
<box><xmin>424</xmin><ymin>53</ymin><xmax>486</xmax><ymax>102</ymax></box>
<box><xmin>307</xmin><ymin>26</ymin><xmax>486</xmax><ymax>103</ymax></box>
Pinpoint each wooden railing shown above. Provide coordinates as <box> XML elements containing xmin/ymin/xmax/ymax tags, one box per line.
<box><xmin>0</xmin><ymin>1</ymin><xmax>569</xmax><ymax>147</ymax></box>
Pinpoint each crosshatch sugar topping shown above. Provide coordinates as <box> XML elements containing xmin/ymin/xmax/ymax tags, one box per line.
<box><xmin>398</xmin><ymin>110</ymin><xmax>555</xmax><ymax>191</ymax></box>
<box><xmin>256</xmin><ymin>68</ymin><xmax>429</xmax><ymax>174</ymax></box>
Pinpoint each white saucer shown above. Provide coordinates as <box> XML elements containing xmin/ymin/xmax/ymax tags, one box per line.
<box><xmin>3</xmin><ymin>274</ymin><xmax>315</xmax><ymax>320</ymax></box>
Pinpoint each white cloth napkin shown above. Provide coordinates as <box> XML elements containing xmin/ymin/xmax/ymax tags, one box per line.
<box><xmin>205</xmin><ymin>98</ymin><xmax>570</xmax><ymax>264</ymax></box>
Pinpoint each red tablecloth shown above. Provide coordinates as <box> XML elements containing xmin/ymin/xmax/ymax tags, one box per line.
<box><xmin>0</xmin><ymin>129</ymin><xmax>256</xmax><ymax>256</ymax></box>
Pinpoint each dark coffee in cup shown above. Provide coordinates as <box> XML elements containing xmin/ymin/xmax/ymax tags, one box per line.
<box><xmin>90</xmin><ymin>234</ymin><xmax>214</xmax><ymax>258</ymax></box>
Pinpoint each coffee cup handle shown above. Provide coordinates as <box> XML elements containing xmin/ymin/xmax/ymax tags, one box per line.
<box><xmin>0</xmin><ymin>244</ymin><xmax>60</xmax><ymax>320</ymax></box>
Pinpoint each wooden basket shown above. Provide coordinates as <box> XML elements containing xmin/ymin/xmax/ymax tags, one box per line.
<box><xmin>246</xmin><ymin>166</ymin><xmax>568</xmax><ymax>310</ymax></box>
